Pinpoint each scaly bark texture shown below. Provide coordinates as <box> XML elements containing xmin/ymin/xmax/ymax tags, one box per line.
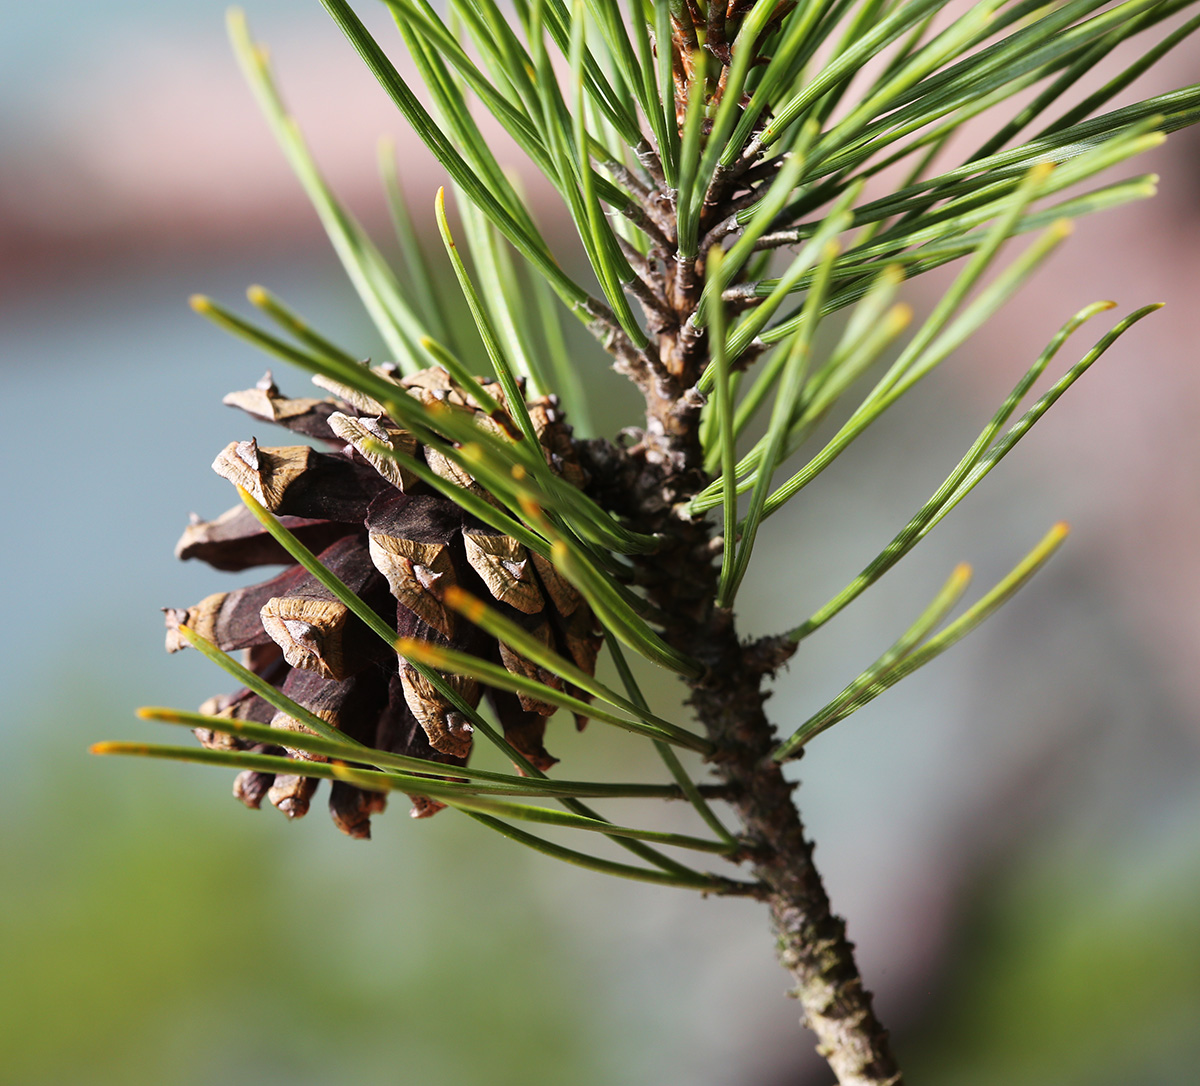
<box><xmin>579</xmin><ymin>139</ymin><xmax>904</xmax><ymax>1076</ymax></box>
<box><xmin>582</xmin><ymin>397</ymin><xmax>902</xmax><ymax>1085</ymax></box>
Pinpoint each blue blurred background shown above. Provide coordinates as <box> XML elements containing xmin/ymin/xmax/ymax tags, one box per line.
<box><xmin>3</xmin><ymin>3</ymin><xmax>1200</xmax><ymax>1083</ymax></box>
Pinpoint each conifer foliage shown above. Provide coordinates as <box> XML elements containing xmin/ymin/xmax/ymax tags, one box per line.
<box><xmin>99</xmin><ymin>2</ymin><xmax>1200</xmax><ymax>1080</ymax></box>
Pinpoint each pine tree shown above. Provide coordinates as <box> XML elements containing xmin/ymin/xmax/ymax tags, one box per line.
<box><xmin>98</xmin><ymin>2</ymin><xmax>1200</xmax><ymax>1080</ymax></box>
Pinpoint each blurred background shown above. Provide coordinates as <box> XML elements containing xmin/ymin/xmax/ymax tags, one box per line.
<box><xmin>2</xmin><ymin>3</ymin><xmax>1199</xmax><ymax>1084</ymax></box>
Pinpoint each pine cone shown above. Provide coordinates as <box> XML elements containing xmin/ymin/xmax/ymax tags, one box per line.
<box><xmin>166</xmin><ymin>366</ymin><xmax>602</xmax><ymax>838</ymax></box>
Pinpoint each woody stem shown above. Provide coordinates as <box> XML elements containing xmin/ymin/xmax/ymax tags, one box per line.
<box><xmin>584</xmin><ymin>135</ymin><xmax>904</xmax><ymax>1085</ymax></box>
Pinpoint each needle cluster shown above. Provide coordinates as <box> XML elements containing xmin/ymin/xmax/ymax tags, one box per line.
<box><xmin>98</xmin><ymin>2</ymin><xmax>1200</xmax><ymax>1081</ymax></box>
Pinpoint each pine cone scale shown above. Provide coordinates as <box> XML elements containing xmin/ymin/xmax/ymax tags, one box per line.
<box><xmin>167</xmin><ymin>366</ymin><xmax>602</xmax><ymax>835</ymax></box>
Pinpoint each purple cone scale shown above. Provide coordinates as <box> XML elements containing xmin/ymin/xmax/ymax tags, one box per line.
<box><xmin>166</xmin><ymin>366</ymin><xmax>602</xmax><ymax>838</ymax></box>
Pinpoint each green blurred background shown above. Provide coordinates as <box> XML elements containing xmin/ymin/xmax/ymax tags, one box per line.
<box><xmin>3</xmin><ymin>3</ymin><xmax>1200</xmax><ymax>1083</ymax></box>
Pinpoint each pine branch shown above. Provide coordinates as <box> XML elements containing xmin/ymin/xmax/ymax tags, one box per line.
<box><xmin>104</xmin><ymin>3</ymin><xmax>1200</xmax><ymax>1082</ymax></box>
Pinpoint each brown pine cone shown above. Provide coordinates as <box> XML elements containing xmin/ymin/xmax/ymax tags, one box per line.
<box><xmin>165</xmin><ymin>366</ymin><xmax>603</xmax><ymax>838</ymax></box>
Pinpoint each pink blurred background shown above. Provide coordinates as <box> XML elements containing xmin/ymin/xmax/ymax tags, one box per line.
<box><xmin>2</xmin><ymin>5</ymin><xmax>1198</xmax><ymax>1084</ymax></box>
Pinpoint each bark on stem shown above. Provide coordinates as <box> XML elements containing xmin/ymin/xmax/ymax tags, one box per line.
<box><xmin>583</xmin><ymin>433</ymin><xmax>903</xmax><ymax>1084</ymax></box>
<box><xmin>579</xmin><ymin>88</ymin><xmax>904</xmax><ymax>1076</ymax></box>
<box><xmin>683</xmin><ymin>612</ymin><xmax>903</xmax><ymax>1086</ymax></box>
<box><xmin>583</xmin><ymin>265</ymin><xmax>902</xmax><ymax>1086</ymax></box>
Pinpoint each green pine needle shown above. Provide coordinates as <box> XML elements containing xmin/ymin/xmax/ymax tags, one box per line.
<box><xmin>149</xmin><ymin>0</ymin><xmax>1199</xmax><ymax>916</ymax></box>
<box><xmin>775</xmin><ymin>521</ymin><xmax>1071</xmax><ymax>759</ymax></box>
